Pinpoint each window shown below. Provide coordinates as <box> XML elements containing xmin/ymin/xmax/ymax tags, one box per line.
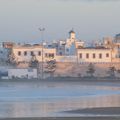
<box><xmin>93</xmin><ymin>53</ymin><xmax>96</xmax><ymax>59</ymax></box>
<box><xmin>86</xmin><ymin>53</ymin><xmax>89</xmax><ymax>59</ymax></box>
<box><xmin>59</xmin><ymin>52</ymin><xmax>62</xmax><ymax>56</ymax></box>
<box><xmin>45</xmin><ymin>53</ymin><xmax>48</xmax><ymax>57</ymax></box>
<box><xmin>38</xmin><ymin>51</ymin><xmax>41</xmax><ymax>56</ymax></box>
<box><xmin>31</xmin><ymin>51</ymin><xmax>34</xmax><ymax>56</ymax></box>
<box><xmin>18</xmin><ymin>51</ymin><xmax>21</xmax><ymax>56</ymax></box>
<box><xmin>106</xmin><ymin>53</ymin><xmax>109</xmax><ymax>57</ymax></box>
<box><xmin>66</xmin><ymin>49</ymin><xmax>69</xmax><ymax>52</ymax></box>
<box><xmin>49</xmin><ymin>53</ymin><xmax>54</xmax><ymax>58</ymax></box>
<box><xmin>99</xmin><ymin>53</ymin><xmax>102</xmax><ymax>59</ymax></box>
<box><xmin>78</xmin><ymin>46</ymin><xmax>83</xmax><ymax>49</ymax></box>
<box><xmin>79</xmin><ymin>53</ymin><xmax>82</xmax><ymax>59</ymax></box>
<box><xmin>24</xmin><ymin>51</ymin><xmax>27</xmax><ymax>56</ymax></box>
<box><xmin>45</xmin><ymin>53</ymin><xmax>55</xmax><ymax>58</ymax></box>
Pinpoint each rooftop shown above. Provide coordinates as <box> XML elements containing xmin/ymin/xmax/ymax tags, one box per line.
<box><xmin>78</xmin><ymin>46</ymin><xmax>110</xmax><ymax>50</ymax></box>
<box><xmin>69</xmin><ymin>29</ymin><xmax>75</xmax><ymax>34</ymax></box>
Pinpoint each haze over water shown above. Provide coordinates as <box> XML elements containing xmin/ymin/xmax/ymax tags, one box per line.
<box><xmin>0</xmin><ymin>0</ymin><xmax>120</xmax><ymax>43</ymax></box>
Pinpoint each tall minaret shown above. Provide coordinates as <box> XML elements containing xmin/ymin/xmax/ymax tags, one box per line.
<box><xmin>69</xmin><ymin>29</ymin><xmax>76</xmax><ymax>40</ymax></box>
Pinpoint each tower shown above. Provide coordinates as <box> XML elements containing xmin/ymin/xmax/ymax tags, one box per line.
<box><xmin>69</xmin><ymin>29</ymin><xmax>75</xmax><ymax>40</ymax></box>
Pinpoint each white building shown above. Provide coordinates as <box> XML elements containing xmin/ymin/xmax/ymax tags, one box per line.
<box><xmin>65</xmin><ymin>30</ymin><xmax>84</xmax><ymax>56</ymax></box>
<box><xmin>12</xmin><ymin>44</ymin><xmax>56</xmax><ymax>63</ymax></box>
<box><xmin>10</xmin><ymin>31</ymin><xmax>120</xmax><ymax>64</ymax></box>
<box><xmin>103</xmin><ymin>34</ymin><xmax>120</xmax><ymax>62</ymax></box>
<box><xmin>56</xmin><ymin>40</ymin><xmax>66</xmax><ymax>56</ymax></box>
<box><xmin>8</xmin><ymin>68</ymin><xmax>37</xmax><ymax>79</ymax></box>
<box><xmin>77</xmin><ymin>48</ymin><xmax>112</xmax><ymax>63</ymax></box>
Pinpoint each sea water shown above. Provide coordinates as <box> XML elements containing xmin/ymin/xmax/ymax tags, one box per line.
<box><xmin>0</xmin><ymin>80</ymin><xmax>120</xmax><ymax>117</ymax></box>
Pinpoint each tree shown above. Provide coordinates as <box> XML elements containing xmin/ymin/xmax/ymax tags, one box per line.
<box><xmin>86</xmin><ymin>63</ymin><xmax>95</xmax><ymax>77</ymax></box>
<box><xmin>117</xmin><ymin>69</ymin><xmax>120</xmax><ymax>73</ymax></box>
<box><xmin>44</xmin><ymin>59</ymin><xmax>56</xmax><ymax>77</ymax></box>
<box><xmin>107</xmin><ymin>66</ymin><xmax>116</xmax><ymax>77</ymax></box>
<box><xmin>29</xmin><ymin>55</ymin><xmax>39</xmax><ymax>68</ymax></box>
<box><xmin>78</xmin><ymin>73</ymin><xmax>81</xmax><ymax>78</ymax></box>
<box><xmin>7</xmin><ymin>52</ymin><xmax>18</xmax><ymax>66</ymax></box>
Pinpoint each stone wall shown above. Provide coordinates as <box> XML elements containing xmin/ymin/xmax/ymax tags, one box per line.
<box><xmin>54</xmin><ymin>62</ymin><xmax>120</xmax><ymax>77</ymax></box>
<box><xmin>16</xmin><ymin>62</ymin><xmax>120</xmax><ymax>78</ymax></box>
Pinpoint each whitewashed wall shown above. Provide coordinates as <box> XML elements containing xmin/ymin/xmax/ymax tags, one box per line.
<box><xmin>55</xmin><ymin>56</ymin><xmax>77</xmax><ymax>62</ymax></box>
<box><xmin>12</xmin><ymin>46</ymin><xmax>118</xmax><ymax>63</ymax></box>
<box><xmin>77</xmin><ymin>49</ymin><xmax>112</xmax><ymax>63</ymax></box>
<box><xmin>12</xmin><ymin>46</ymin><xmax>56</xmax><ymax>62</ymax></box>
<box><xmin>8</xmin><ymin>68</ymin><xmax>37</xmax><ymax>79</ymax></box>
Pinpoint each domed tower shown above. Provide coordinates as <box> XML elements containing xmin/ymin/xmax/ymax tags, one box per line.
<box><xmin>69</xmin><ymin>29</ymin><xmax>76</xmax><ymax>39</ymax></box>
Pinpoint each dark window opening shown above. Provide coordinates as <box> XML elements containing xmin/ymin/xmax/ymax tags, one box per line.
<box><xmin>38</xmin><ymin>51</ymin><xmax>41</xmax><ymax>56</ymax></box>
<box><xmin>79</xmin><ymin>53</ymin><xmax>82</xmax><ymax>59</ymax></box>
<box><xmin>18</xmin><ymin>51</ymin><xmax>21</xmax><ymax>56</ymax></box>
<box><xmin>86</xmin><ymin>53</ymin><xmax>89</xmax><ymax>59</ymax></box>
<box><xmin>99</xmin><ymin>53</ymin><xmax>102</xmax><ymax>59</ymax></box>
<box><xmin>93</xmin><ymin>53</ymin><xmax>96</xmax><ymax>59</ymax></box>
<box><xmin>31</xmin><ymin>51</ymin><xmax>34</xmax><ymax>56</ymax></box>
<box><xmin>59</xmin><ymin>52</ymin><xmax>62</xmax><ymax>56</ymax></box>
<box><xmin>106</xmin><ymin>53</ymin><xmax>109</xmax><ymax>57</ymax></box>
<box><xmin>24</xmin><ymin>51</ymin><xmax>27</xmax><ymax>56</ymax></box>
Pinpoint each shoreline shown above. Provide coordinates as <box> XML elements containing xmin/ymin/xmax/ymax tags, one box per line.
<box><xmin>64</xmin><ymin>107</ymin><xmax>120</xmax><ymax>115</ymax></box>
<box><xmin>0</xmin><ymin>76</ymin><xmax>120</xmax><ymax>82</ymax></box>
<box><xmin>0</xmin><ymin>78</ymin><xmax>120</xmax><ymax>119</ymax></box>
<box><xmin>0</xmin><ymin>117</ymin><xmax>120</xmax><ymax>120</ymax></box>
<box><xmin>0</xmin><ymin>107</ymin><xmax>120</xmax><ymax>120</ymax></box>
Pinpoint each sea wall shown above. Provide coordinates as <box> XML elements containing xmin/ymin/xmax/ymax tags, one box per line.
<box><xmin>12</xmin><ymin>62</ymin><xmax>120</xmax><ymax>78</ymax></box>
<box><xmin>53</xmin><ymin>62</ymin><xmax>120</xmax><ymax>77</ymax></box>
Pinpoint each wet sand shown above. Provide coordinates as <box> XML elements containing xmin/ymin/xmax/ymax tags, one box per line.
<box><xmin>0</xmin><ymin>78</ymin><xmax>120</xmax><ymax>119</ymax></box>
<box><xmin>65</xmin><ymin>107</ymin><xmax>120</xmax><ymax>115</ymax></box>
<box><xmin>0</xmin><ymin>117</ymin><xmax>120</xmax><ymax>120</ymax></box>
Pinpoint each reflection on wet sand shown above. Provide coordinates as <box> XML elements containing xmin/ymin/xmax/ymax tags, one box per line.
<box><xmin>0</xmin><ymin>95</ymin><xmax>120</xmax><ymax>117</ymax></box>
<box><xmin>0</xmin><ymin>81</ymin><xmax>120</xmax><ymax>118</ymax></box>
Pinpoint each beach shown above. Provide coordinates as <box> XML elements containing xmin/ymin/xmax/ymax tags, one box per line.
<box><xmin>0</xmin><ymin>78</ymin><xmax>120</xmax><ymax>119</ymax></box>
<box><xmin>0</xmin><ymin>116</ymin><xmax>120</xmax><ymax>120</ymax></box>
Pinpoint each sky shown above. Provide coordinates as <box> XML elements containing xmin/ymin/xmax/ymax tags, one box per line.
<box><xmin>0</xmin><ymin>0</ymin><xmax>120</xmax><ymax>44</ymax></box>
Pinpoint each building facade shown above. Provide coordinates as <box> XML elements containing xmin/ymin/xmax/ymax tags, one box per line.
<box><xmin>77</xmin><ymin>48</ymin><xmax>112</xmax><ymax>63</ymax></box>
<box><xmin>12</xmin><ymin>45</ymin><xmax>56</xmax><ymax>63</ymax></box>
<box><xmin>8</xmin><ymin>30</ymin><xmax>120</xmax><ymax>64</ymax></box>
<box><xmin>8</xmin><ymin>68</ymin><xmax>37</xmax><ymax>79</ymax></box>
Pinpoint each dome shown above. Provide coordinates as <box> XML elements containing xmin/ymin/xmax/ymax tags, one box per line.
<box><xmin>69</xmin><ymin>29</ymin><xmax>75</xmax><ymax>34</ymax></box>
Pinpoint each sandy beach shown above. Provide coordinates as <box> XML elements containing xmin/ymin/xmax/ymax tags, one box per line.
<box><xmin>0</xmin><ymin>78</ymin><xmax>120</xmax><ymax>119</ymax></box>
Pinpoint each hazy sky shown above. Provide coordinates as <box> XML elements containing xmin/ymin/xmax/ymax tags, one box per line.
<box><xmin>0</xmin><ymin>0</ymin><xmax>120</xmax><ymax>43</ymax></box>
